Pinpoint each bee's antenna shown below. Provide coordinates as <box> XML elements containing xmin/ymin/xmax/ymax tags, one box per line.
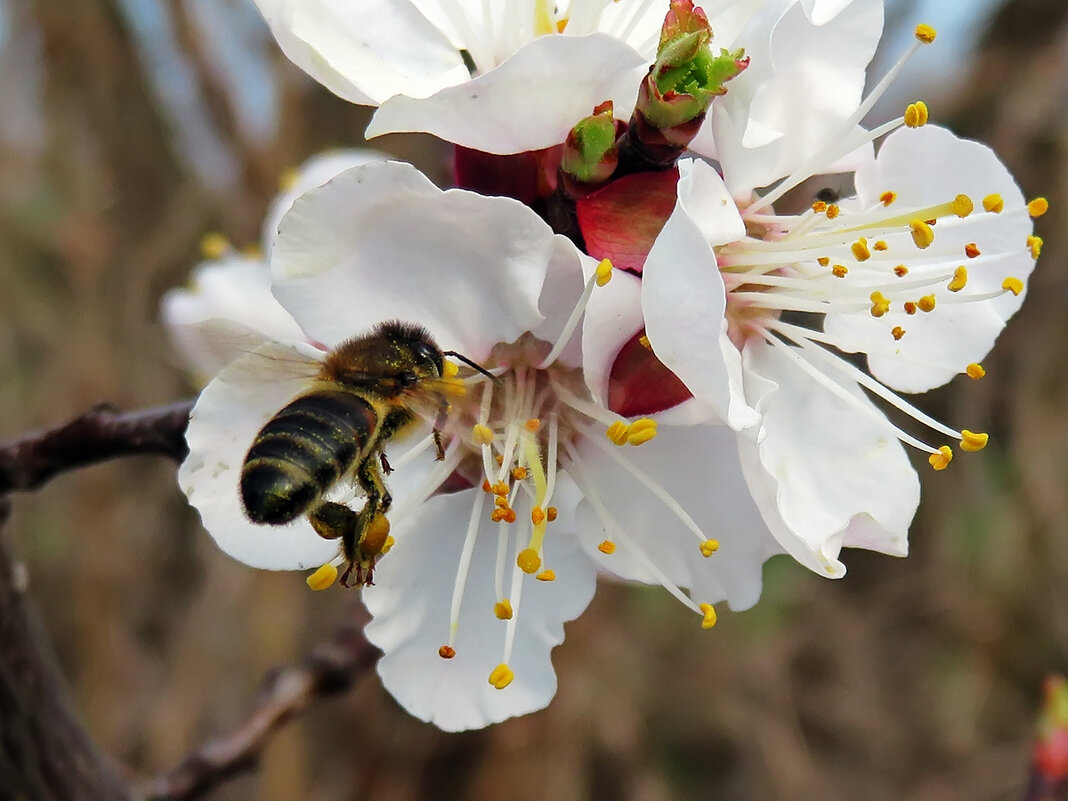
<box><xmin>444</xmin><ymin>351</ymin><xmax>501</xmax><ymax>384</ymax></box>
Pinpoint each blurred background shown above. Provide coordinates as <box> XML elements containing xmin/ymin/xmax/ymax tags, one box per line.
<box><xmin>1</xmin><ymin>0</ymin><xmax>1066</xmax><ymax>799</ymax></box>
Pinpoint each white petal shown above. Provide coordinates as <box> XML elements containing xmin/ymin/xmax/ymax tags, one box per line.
<box><xmin>262</xmin><ymin>149</ymin><xmax>390</xmax><ymax>256</ymax></box>
<box><xmin>161</xmin><ymin>255</ymin><xmax>307</xmax><ymax>379</ymax></box>
<box><xmin>826</xmin><ymin>125</ymin><xmax>1034</xmax><ymax>392</ymax></box>
<box><xmin>252</xmin><ymin>0</ymin><xmax>470</xmax><ymax>104</ymax></box>
<box><xmin>529</xmin><ymin>237</ymin><xmax>596</xmax><ymax>369</ymax></box>
<box><xmin>271</xmin><ymin>161</ymin><xmax>554</xmax><ymax>357</ymax></box>
<box><xmin>641</xmin><ymin>160</ymin><xmax>759</xmax><ymax>429</ymax></box>
<box><xmin>581</xmin><ymin>264</ymin><xmax>643</xmax><ymax>406</ymax></box>
<box><xmin>366</xmin><ymin>33</ymin><xmax>647</xmax><ymax>153</ymax></box>
<box><xmin>179</xmin><ymin>342</ymin><xmax>339</xmax><ymax>570</ymax></box>
<box><xmin>737</xmin><ymin>341</ymin><xmax>918</xmax><ymax>577</ymax></box>
<box><xmin>570</xmin><ymin>423</ymin><xmax>780</xmax><ymax>612</ymax></box>
<box><xmin>364</xmin><ymin>490</ymin><xmax>598</xmax><ymax>731</ymax></box>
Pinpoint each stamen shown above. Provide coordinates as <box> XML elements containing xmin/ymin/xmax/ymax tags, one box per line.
<box><xmin>964</xmin><ymin>243</ymin><xmax>981</xmax><ymax>259</ymax></box>
<box><xmin>894</xmin><ymin>265</ymin><xmax>909</xmax><ymax>277</ymax></box>
<box><xmin>881</xmin><ymin>191</ymin><xmax>897</xmax><ymax>206</ymax></box>
<box><xmin>472</xmin><ymin>423</ymin><xmax>494</xmax><ymax>445</ymax></box>
<box><xmin>873</xmin><ymin>240</ymin><xmax>888</xmax><ymax>251</ymax></box>
<box><xmin>892</xmin><ymin>326</ymin><xmax>906</xmax><ymax>340</ymax></box>
<box><xmin>488</xmin><ymin>663</ymin><xmax>514</xmax><ymax>689</ymax></box>
<box><xmin>953</xmin><ymin>194</ymin><xmax>974</xmax><ymax>217</ymax></box>
<box><xmin>598</xmin><ymin>540</ymin><xmax>616</xmax><ymax>554</ymax></box>
<box><xmin>869</xmin><ymin>291</ymin><xmax>890</xmax><ymax>317</ymax></box>
<box><xmin>438</xmin><ymin>645</ymin><xmax>456</xmax><ymax>659</ymax></box>
<box><xmin>700</xmin><ymin>539</ymin><xmax>720</xmax><ymax>557</ymax></box>
<box><xmin>947</xmin><ymin>266</ymin><xmax>967</xmax><ymax>292</ymax></box>
<box><xmin>914</xmin><ymin>23</ymin><xmax>937</xmax><ymax>44</ymax></box>
<box><xmin>852</xmin><ymin>238</ymin><xmax>871</xmax><ymax>261</ymax></box>
<box><xmin>517</xmin><ymin>548</ymin><xmax>541</xmax><ymax>573</ymax></box>
<box><xmin>909</xmin><ymin>219</ymin><xmax>934</xmax><ymax>249</ymax></box>
<box><xmin>1002</xmin><ymin>276</ymin><xmax>1024</xmax><ymax>296</ymax></box>
<box><xmin>1027</xmin><ymin>236</ymin><xmax>1043</xmax><ymax>259</ymax></box>
<box><xmin>917</xmin><ymin>294</ymin><xmax>936</xmax><ymax>312</ymax></box>
<box><xmin>960</xmin><ymin>430</ymin><xmax>989</xmax><ymax>452</ymax></box>
<box><xmin>966</xmin><ymin>363</ymin><xmax>986</xmax><ymax>380</ymax></box>
<box><xmin>606</xmin><ymin>420</ymin><xmax>629</xmax><ymax>445</ymax></box>
<box><xmin>445</xmin><ymin>488</ymin><xmax>487</xmax><ymax>649</ymax></box>
<box><xmin>983</xmin><ymin>194</ymin><xmax>1004</xmax><ymax>213</ymax></box>
<box><xmin>903</xmin><ymin>101</ymin><xmax>928</xmax><ymax>128</ymax></box>
<box><xmin>929</xmin><ymin>445</ymin><xmax>953</xmax><ymax>470</ymax></box>
<box><xmin>494</xmin><ymin>599</ymin><xmax>513</xmax><ymax>619</ymax></box>
<box><xmin>199</xmin><ymin>232</ymin><xmax>230</xmax><ymax>259</ymax></box>
<box><xmin>306</xmin><ymin>563</ymin><xmax>338</xmax><ymax>591</ymax></box>
<box><xmin>699</xmin><ymin>603</ymin><xmax>718</xmax><ymax>630</ymax></box>
<box><xmin>537</xmin><ymin>258</ymin><xmax>613</xmax><ymax>368</ymax></box>
<box><xmin>832</xmin><ymin>265</ymin><xmax>849</xmax><ymax>278</ymax></box>
<box><xmin>626</xmin><ymin>418</ymin><xmax>658</xmax><ymax>445</ymax></box>
<box><xmin>1028</xmin><ymin>197</ymin><xmax>1049</xmax><ymax>217</ymax></box>
<box><xmin>536</xmin><ymin>569</ymin><xmax>556</xmax><ymax>581</ymax></box>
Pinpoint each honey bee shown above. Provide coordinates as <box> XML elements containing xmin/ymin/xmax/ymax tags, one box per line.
<box><xmin>240</xmin><ymin>321</ymin><xmax>483</xmax><ymax>587</ymax></box>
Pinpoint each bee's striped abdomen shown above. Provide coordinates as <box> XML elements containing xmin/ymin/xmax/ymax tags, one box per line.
<box><xmin>240</xmin><ymin>390</ymin><xmax>379</xmax><ymax>525</ymax></box>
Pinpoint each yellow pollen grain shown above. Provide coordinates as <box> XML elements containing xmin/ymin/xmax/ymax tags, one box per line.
<box><xmin>874</xmin><ymin>240</ymin><xmax>888</xmax><ymax>251</ymax></box>
<box><xmin>524</xmin><ymin>418</ymin><xmax>541</xmax><ymax>432</ymax></box>
<box><xmin>492</xmin><ymin>482</ymin><xmax>510</xmax><ymax>496</ymax></box>
<box><xmin>546</xmin><ymin>506</ymin><xmax>558</xmax><ymax>522</ymax></box>
<box><xmin>494</xmin><ymin>599</ymin><xmax>513</xmax><ymax>620</ymax></box>
<box><xmin>880</xmin><ymin>191</ymin><xmax>897</xmax><ymax>206</ymax></box>
<box><xmin>531</xmin><ymin>506</ymin><xmax>546</xmax><ymax>525</ymax></box>
<box><xmin>929</xmin><ymin>445</ymin><xmax>953</xmax><ymax>471</ymax></box>
<box><xmin>812</xmin><ymin>200</ymin><xmax>827</xmax><ymax>213</ymax></box>
<box><xmin>964</xmin><ymin>243</ymin><xmax>980</xmax><ymax>259</ymax></box>
<box><xmin>472</xmin><ymin>424</ymin><xmax>494</xmax><ymax>446</ymax></box>
<box><xmin>1028</xmin><ymin>197</ymin><xmax>1049</xmax><ymax>217</ymax></box>
<box><xmin>914</xmin><ymin>23</ymin><xmax>937</xmax><ymax>43</ymax></box>
<box><xmin>517</xmin><ymin>548</ymin><xmax>542</xmax><ymax>574</ymax></box>
<box><xmin>904</xmin><ymin>301</ymin><xmax>917</xmax><ymax>315</ymax></box>
<box><xmin>488</xmin><ymin>663</ymin><xmax>514</xmax><ymax>690</ymax></box>
<box><xmin>1002</xmin><ymin>276</ymin><xmax>1024</xmax><ymax>296</ymax></box>
<box><xmin>199</xmin><ymin>232</ymin><xmax>230</xmax><ymax>259</ymax></box>
<box><xmin>598</xmin><ymin>540</ymin><xmax>616</xmax><ymax>555</ymax></box>
<box><xmin>948</xmin><ymin>266</ymin><xmax>968</xmax><ymax>292</ymax></box>
<box><xmin>699</xmin><ymin>539</ymin><xmax>720</xmax><ymax>558</ymax></box>
<box><xmin>556</xmin><ymin>17</ymin><xmax>568</xmax><ymax>32</ymax></box>
<box><xmin>494</xmin><ymin>496</ymin><xmax>510</xmax><ymax>509</ymax></box>
<box><xmin>983</xmin><ymin>194</ymin><xmax>1004</xmax><ymax>213</ymax></box>
<box><xmin>910</xmin><ymin>219</ymin><xmax>935</xmax><ymax>249</ymax></box>
<box><xmin>826</xmin><ymin>204</ymin><xmax>840</xmax><ymax>220</ymax></box>
<box><xmin>1027</xmin><ymin>235</ymin><xmax>1043</xmax><ymax>259</ymax></box>
<box><xmin>817</xmin><ymin>256</ymin><xmax>830</xmax><ymax>267</ymax></box>
<box><xmin>832</xmin><ymin>264</ymin><xmax>848</xmax><ymax>278</ymax></box>
<box><xmin>918</xmin><ymin>294</ymin><xmax>936</xmax><ymax>312</ymax></box>
<box><xmin>892</xmin><ymin>326</ymin><xmax>906</xmax><ymax>341</ymax></box>
<box><xmin>869</xmin><ymin>291</ymin><xmax>890</xmax><ymax>318</ymax></box>
<box><xmin>503</xmin><ymin>508</ymin><xmax>517</xmax><ymax>523</ymax></box>
<box><xmin>442</xmin><ymin>361</ymin><xmax>460</xmax><ymax>379</ymax></box>
<box><xmin>490</xmin><ymin>508</ymin><xmax>509</xmax><ymax>523</ymax></box>
<box><xmin>966</xmin><ymin>363</ymin><xmax>986</xmax><ymax>380</ymax></box>
<box><xmin>638</xmin><ymin>334</ymin><xmax>652</xmax><ymax>349</ymax></box>
<box><xmin>894</xmin><ymin>264</ymin><xmax>909</xmax><ymax>277</ymax></box>
<box><xmin>511</xmin><ymin>466</ymin><xmax>528</xmax><ymax>480</ymax></box>
<box><xmin>904</xmin><ymin>101</ymin><xmax>928</xmax><ymax>128</ymax></box>
<box><xmin>699</xmin><ymin>603</ymin><xmax>718</xmax><ymax>630</ymax></box>
<box><xmin>626</xmin><ymin>418</ymin><xmax>658</xmax><ymax>446</ymax></box>
<box><xmin>851</xmin><ymin>237</ymin><xmax>871</xmax><ymax>261</ymax></box>
<box><xmin>495</xmin><ymin>454</ymin><xmax>504</xmax><ymax>466</ymax></box>
<box><xmin>380</xmin><ymin>536</ymin><xmax>396</xmax><ymax>555</ymax></box>
<box><xmin>606</xmin><ymin>420</ymin><xmax>629</xmax><ymax>446</ymax></box>
<box><xmin>482</xmin><ymin>479</ymin><xmax>492</xmax><ymax>493</ymax></box>
<box><xmin>306</xmin><ymin>563</ymin><xmax>338</xmax><ymax>591</ymax></box>
<box><xmin>536</xmin><ymin>569</ymin><xmax>556</xmax><ymax>582</ymax></box>
<box><xmin>596</xmin><ymin>258</ymin><xmax>614</xmax><ymax>287</ymax></box>
<box><xmin>953</xmin><ymin>194</ymin><xmax>974</xmax><ymax>217</ymax></box>
<box><xmin>960</xmin><ymin>430</ymin><xmax>989</xmax><ymax>452</ymax></box>
<box><xmin>438</xmin><ymin>645</ymin><xmax>456</xmax><ymax>659</ymax></box>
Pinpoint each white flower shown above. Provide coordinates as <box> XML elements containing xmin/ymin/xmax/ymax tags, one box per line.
<box><xmin>642</xmin><ymin>117</ymin><xmax>1041</xmax><ymax>575</ymax></box>
<box><xmin>179</xmin><ymin>160</ymin><xmax>779</xmax><ymax>730</ymax></box>
<box><xmin>252</xmin><ymin>0</ymin><xmax>660</xmax><ymax>153</ymax></box>
<box><xmin>161</xmin><ymin>149</ymin><xmax>388</xmax><ymax>378</ymax></box>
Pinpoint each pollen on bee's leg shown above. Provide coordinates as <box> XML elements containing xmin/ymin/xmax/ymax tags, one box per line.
<box><xmin>699</xmin><ymin>603</ymin><xmax>718</xmax><ymax>630</ymax></box>
<box><xmin>306</xmin><ymin>563</ymin><xmax>338</xmax><ymax>591</ymax></box>
<box><xmin>960</xmin><ymin>430</ymin><xmax>989</xmax><ymax>452</ymax></box>
<box><xmin>929</xmin><ymin>445</ymin><xmax>953</xmax><ymax>471</ymax></box>
<box><xmin>488</xmin><ymin>663</ymin><xmax>514</xmax><ymax>690</ymax></box>
<box><xmin>494</xmin><ymin>599</ymin><xmax>513</xmax><ymax>620</ymax></box>
<box><xmin>517</xmin><ymin>548</ymin><xmax>542</xmax><ymax>574</ymax></box>
<box><xmin>438</xmin><ymin>645</ymin><xmax>456</xmax><ymax>659</ymax></box>
<box><xmin>699</xmin><ymin>539</ymin><xmax>720</xmax><ymax>558</ymax></box>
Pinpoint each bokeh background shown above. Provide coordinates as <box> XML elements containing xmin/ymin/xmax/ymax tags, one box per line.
<box><xmin>1</xmin><ymin>0</ymin><xmax>1066</xmax><ymax>799</ymax></box>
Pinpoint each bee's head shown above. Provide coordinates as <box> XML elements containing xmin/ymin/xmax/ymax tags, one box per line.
<box><xmin>377</xmin><ymin>320</ymin><xmax>445</xmax><ymax>378</ymax></box>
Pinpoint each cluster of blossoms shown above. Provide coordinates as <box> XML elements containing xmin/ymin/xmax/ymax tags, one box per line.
<box><xmin>166</xmin><ymin>0</ymin><xmax>1045</xmax><ymax>731</ymax></box>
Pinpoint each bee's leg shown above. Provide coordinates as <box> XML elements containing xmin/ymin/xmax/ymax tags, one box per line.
<box><xmin>307</xmin><ymin>501</ymin><xmax>362</xmax><ymax>588</ymax></box>
<box><xmin>379</xmin><ymin>451</ymin><xmax>393</xmax><ymax>475</ymax></box>
<box><xmin>433</xmin><ymin>395</ymin><xmax>449</xmax><ymax>461</ymax></box>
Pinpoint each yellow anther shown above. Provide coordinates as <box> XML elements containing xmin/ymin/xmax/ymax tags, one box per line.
<box><xmin>491</xmin><ymin>482</ymin><xmax>510</xmax><ymax>496</ymax></box>
<box><xmin>892</xmin><ymin>326</ymin><xmax>906</xmax><ymax>341</ymax></box>
<box><xmin>960</xmin><ymin>430</ymin><xmax>989</xmax><ymax>452</ymax></box>
<box><xmin>1002</xmin><ymin>276</ymin><xmax>1024</xmax><ymax>296</ymax></box>
<box><xmin>817</xmin><ymin>256</ymin><xmax>830</xmax><ymax>267</ymax></box>
<box><xmin>494</xmin><ymin>599</ymin><xmax>513</xmax><ymax>620</ymax></box>
<box><xmin>869</xmin><ymin>291</ymin><xmax>891</xmax><ymax>318</ymax></box>
<box><xmin>699</xmin><ymin>539</ymin><xmax>720</xmax><ymax>558</ymax></box>
<box><xmin>503</xmin><ymin>508</ymin><xmax>517</xmax><ymax>523</ymax></box>
<box><xmin>894</xmin><ymin>264</ymin><xmax>909</xmax><ymax>277</ymax></box>
<box><xmin>606</xmin><ymin>420</ymin><xmax>629</xmax><ymax>445</ymax></box>
<box><xmin>490</xmin><ymin>508</ymin><xmax>509</xmax><ymax>523</ymax></box>
<box><xmin>851</xmin><ymin>237</ymin><xmax>871</xmax><ymax>261</ymax></box>
<box><xmin>240</xmin><ymin>243</ymin><xmax>263</xmax><ymax>259</ymax></box>
<box><xmin>638</xmin><ymin>334</ymin><xmax>652</xmax><ymax>349</ymax></box>
<box><xmin>952</xmin><ymin>194</ymin><xmax>974</xmax><ymax>217</ymax></box>
<box><xmin>964</xmin><ymin>243</ymin><xmax>980</xmax><ymax>259</ymax></box>
<box><xmin>914</xmin><ymin>23</ymin><xmax>937</xmax><ymax>43</ymax></box>
<box><xmin>494</xmin><ymin>496</ymin><xmax>511</xmax><ymax>509</ymax></box>
<box><xmin>983</xmin><ymin>193</ymin><xmax>1004</xmax><ymax>213</ymax></box>
<box><xmin>918</xmin><ymin>294</ymin><xmax>936</xmax><ymax>313</ymax></box>
<box><xmin>536</xmin><ymin>569</ymin><xmax>556</xmax><ymax>582</ymax></box>
<box><xmin>380</xmin><ymin>535</ymin><xmax>396</xmax><ymax>555</ymax></box>
<box><xmin>438</xmin><ymin>645</ymin><xmax>456</xmax><ymax>659</ymax></box>
<box><xmin>524</xmin><ymin>418</ymin><xmax>541</xmax><ymax>432</ymax></box>
<box><xmin>831</xmin><ymin>264</ymin><xmax>848</xmax><ymax>278</ymax></box>
<box><xmin>306</xmin><ymin>563</ymin><xmax>338</xmax><ymax>591</ymax></box>
<box><xmin>873</xmin><ymin>240</ymin><xmax>888</xmax><ymax>251</ymax></box>
<box><xmin>546</xmin><ymin>506</ymin><xmax>557</xmax><ymax>521</ymax></box>
<box><xmin>699</xmin><ymin>603</ymin><xmax>718</xmax><ymax>630</ymax></box>
<box><xmin>482</xmin><ymin>479</ymin><xmax>492</xmax><ymax>493</ymax></box>
<box><xmin>472</xmin><ymin>424</ymin><xmax>495</xmax><ymax>445</ymax></box>
<box><xmin>928</xmin><ymin>445</ymin><xmax>953</xmax><ymax>471</ymax></box>
<box><xmin>1028</xmin><ymin>197</ymin><xmax>1049</xmax><ymax>218</ymax></box>
<box><xmin>595</xmin><ymin>258</ymin><xmax>614</xmax><ymax>287</ymax></box>
<box><xmin>812</xmin><ymin>200</ymin><xmax>827</xmax><ymax>213</ymax></box>
<box><xmin>442</xmin><ymin>360</ymin><xmax>460</xmax><ymax>379</ymax></box>
<box><xmin>488</xmin><ymin>663</ymin><xmax>515</xmax><ymax>690</ymax></box>
<box><xmin>1027</xmin><ymin>235</ymin><xmax>1043</xmax><ymax>259</ymax></box>
<box><xmin>948</xmin><ymin>266</ymin><xmax>968</xmax><ymax>292</ymax></box>
<box><xmin>511</xmin><ymin>467</ymin><xmax>528</xmax><ymax>481</ymax></box>
<box><xmin>880</xmin><ymin>190</ymin><xmax>897</xmax><ymax>206</ymax></box>
<box><xmin>904</xmin><ymin>101</ymin><xmax>928</xmax><ymax>128</ymax></box>
<box><xmin>966</xmin><ymin>363</ymin><xmax>986</xmax><ymax>380</ymax></box>
<box><xmin>909</xmin><ymin>219</ymin><xmax>935</xmax><ymax>249</ymax></box>
<box><xmin>517</xmin><ymin>548</ymin><xmax>542</xmax><ymax>574</ymax></box>
<box><xmin>626</xmin><ymin>418</ymin><xmax>658</xmax><ymax>446</ymax></box>
<box><xmin>597</xmin><ymin>540</ymin><xmax>616</xmax><ymax>555</ymax></box>
<box><xmin>199</xmin><ymin>232</ymin><xmax>230</xmax><ymax>259</ymax></box>
<box><xmin>278</xmin><ymin>165</ymin><xmax>300</xmax><ymax>190</ymax></box>
<box><xmin>826</xmin><ymin>204</ymin><xmax>840</xmax><ymax>220</ymax></box>
<box><xmin>904</xmin><ymin>301</ymin><xmax>917</xmax><ymax>315</ymax></box>
<box><xmin>531</xmin><ymin>506</ymin><xmax>546</xmax><ymax>525</ymax></box>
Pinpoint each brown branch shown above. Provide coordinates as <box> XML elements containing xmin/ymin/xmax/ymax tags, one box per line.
<box><xmin>0</xmin><ymin>400</ymin><xmax>194</xmax><ymax>495</ymax></box>
<box><xmin>143</xmin><ymin>624</ymin><xmax>381</xmax><ymax>801</ymax></box>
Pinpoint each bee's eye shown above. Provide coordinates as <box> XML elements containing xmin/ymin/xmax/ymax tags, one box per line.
<box><xmin>410</xmin><ymin>341</ymin><xmax>444</xmax><ymax>375</ymax></box>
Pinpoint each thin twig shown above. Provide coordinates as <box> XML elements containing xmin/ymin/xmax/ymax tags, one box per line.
<box><xmin>0</xmin><ymin>400</ymin><xmax>194</xmax><ymax>495</ymax></box>
<box><xmin>143</xmin><ymin>624</ymin><xmax>381</xmax><ymax>801</ymax></box>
